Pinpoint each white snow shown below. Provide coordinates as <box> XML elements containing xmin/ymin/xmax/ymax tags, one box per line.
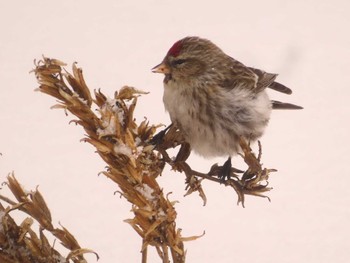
<box><xmin>72</xmin><ymin>92</ymin><xmax>88</xmax><ymax>105</ymax></box>
<box><xmin>97</xmin><ymin>98</ymin><xmax>126</xmax><ymax>137</ymax></box>
<box><xmin>113</xmin><ymin>142</ymin><xmax>132</xmax><ymax>157</ymax></box>
<box><xmin>136</xmin><ymin>184</ymin><xmax>155</xmax><ymax>202</ymax></box>
<box><xmin>135</xmin><ymin>137</ymin><xmax>142</xmax><ymax>146</ymax></box>
<box><xmin>97</xmin><ymin>116</ymin><xmax>117</xmax><ymax>137</ymax></box>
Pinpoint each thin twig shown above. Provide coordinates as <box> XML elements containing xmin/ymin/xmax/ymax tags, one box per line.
<box><xmin>142</xmin><ymin>240</ymin><xmax>148</xmax><ymax>263</ymax></box>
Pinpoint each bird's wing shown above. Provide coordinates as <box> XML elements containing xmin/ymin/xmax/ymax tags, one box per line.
<box><xmin>220</xmin><ymin>60</ymin><xmax>303</xmax><ymax>110</ymax></box>
<box><xmin>221</xmin><ymin>58</ymin><xmax>280</xmax><ymax>94</ymax></box>
<box><xmin>219</xmin><ymin>57</ymin><xmax>259</xmax><ymax>91</ymax></box>
<box><xmin>248</xmin><ymin>67</ymin><xmax>293</xmax><ymax>94</ymax></box>
<box><xmin>221</xmin><ymin>58</ymin><xmax>294</xmax><ymax>95</ymax></box>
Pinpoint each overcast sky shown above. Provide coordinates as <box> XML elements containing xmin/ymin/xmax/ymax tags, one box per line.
<box><xmin>1</xmin><ymin>1</ymin><xmax>349</xmax><ymax>262</ymax></box>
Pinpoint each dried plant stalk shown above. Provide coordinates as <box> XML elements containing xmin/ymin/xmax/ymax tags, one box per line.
<box><xmin>33</xmin><ymin>57</ymin><xmax>192</xmax><ymax>263</ymax></box>
<box><xmin>32</xmin><ymin>56</ymin><xmax>275</xmax><ymax>262</ymax></box>
<box><xmin>0</xmin><ymin>173</ymin><xmax>98</xmax><ymax>263</ymax></box>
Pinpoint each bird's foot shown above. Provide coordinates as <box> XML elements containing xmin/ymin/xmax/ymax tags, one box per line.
<box><xmin>149</xmin><ymin>124</ymin><xmax>172</xmax><ymax>146</ymax></box>
<box><xmin>218</xmin><ymin>157</ymin><xmax>232</xmax><ymax>183</ymax></box>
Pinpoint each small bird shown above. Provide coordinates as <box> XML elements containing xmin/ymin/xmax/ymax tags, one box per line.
<box><xmin>152</xmin><ymin>36</ymin><xmax>302</xmax><ymax>180</ymax></box>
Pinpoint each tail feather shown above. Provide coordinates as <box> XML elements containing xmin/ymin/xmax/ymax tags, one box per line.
<box><xmin>271</xmin><ymin>100</ymin><xmax>303</xmax><ymax>110</ymax></box>
<box><xmin>248</xmin><ymin>67</ymin><xmax>302</xmax><ymax>109</ymax></box>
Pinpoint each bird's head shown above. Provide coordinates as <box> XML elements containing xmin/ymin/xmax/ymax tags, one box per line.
<box><xmin>152</xmin><ymin>37</ymin><xmax>225</xmax><ymax>83</ymax></box>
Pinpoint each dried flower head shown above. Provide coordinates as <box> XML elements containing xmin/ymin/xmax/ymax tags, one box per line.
<box><xmin>30</xmin><ymin>56</ymin><xmax>277</xmax><ymax>262</ymax></box>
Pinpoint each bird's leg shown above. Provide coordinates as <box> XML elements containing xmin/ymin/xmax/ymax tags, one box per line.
<box><xmin>219</xmin><ymin>157</ymin><xmax>232</xmax><ymax>182</ymax></box>
<box><xmin>149</xmin><ymin>123</ymin><xmax>173</xmax><ymax>146</ymax></box>
<box><xmin>174</xmin><ymin>142</ymin><xmax>191</xmax><ymax>163</ymax></box>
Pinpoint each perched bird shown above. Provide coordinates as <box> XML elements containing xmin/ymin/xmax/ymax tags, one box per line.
<box><xmin>152</xmin><ymin>36</ymin><xmax>302</xmax><ymax>180</ymax></box>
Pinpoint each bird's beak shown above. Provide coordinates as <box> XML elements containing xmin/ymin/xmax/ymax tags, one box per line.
<box><xmin>152</xmin><ymin>62</ymin><xmax>170</xmax><ymax>74</ymax></box>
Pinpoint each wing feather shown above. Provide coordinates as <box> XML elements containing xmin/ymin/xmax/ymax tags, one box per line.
<box><xmin>220</xmin><ymin>59</ymin><xmax>298</xmax><ymax>100</ymax></box>
<box><xmin>249</xmin><ymin>67</ymin><xmax>293</xmax><ymax>94</ymax></box>
<box><xmin>219</xmin><ymin>57</ymin><xmax>258</xmax><ymax>91</ymax></box>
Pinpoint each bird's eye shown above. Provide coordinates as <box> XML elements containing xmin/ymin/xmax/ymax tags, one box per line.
<box><xmin>172</xmin><ymin>59</ymin><xmax>187</xmax><ymax>66</ymax></box>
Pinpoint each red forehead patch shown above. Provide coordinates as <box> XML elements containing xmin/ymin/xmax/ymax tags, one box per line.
<box><xmin>167</xmin><ymin>40</ymin><xmax>183</xmax><ymax>57</ymax></box>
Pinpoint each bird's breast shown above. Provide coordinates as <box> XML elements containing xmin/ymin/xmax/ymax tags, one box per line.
<box><xmin>163</xmin><ymin>81</ymin><xmax>194</xmax><ymax>122</ymax></box>
<box><xmin>162</xmin><ymin>82</ymin><xmax>272</xmax><ymax>157</ymax></box>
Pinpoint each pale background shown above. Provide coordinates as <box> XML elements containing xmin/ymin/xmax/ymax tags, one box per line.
<box><xmin>0</xmin><ymin>0</ymin><xmax>349</xmax><ymax>262</ymax></box>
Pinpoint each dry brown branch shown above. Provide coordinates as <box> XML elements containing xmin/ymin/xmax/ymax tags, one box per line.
<box><xmin>0</xmin><ymin>173</ymin><xmax>98</xmax><ymax>263</ymax></box>
<box><xmin>31</xmin><ymin>56</ymin><xmax>275</xmax><ymax>262</ymax></box>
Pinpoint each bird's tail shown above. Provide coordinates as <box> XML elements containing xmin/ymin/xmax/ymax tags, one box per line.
<box><xmin>271</xmin><ymin>100</ymin><xmax>303</xmax><ymax>110</ymax></box>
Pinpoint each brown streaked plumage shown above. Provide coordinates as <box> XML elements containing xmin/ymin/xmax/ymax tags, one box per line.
<box><xmin>152</xmin><ymin>36</ymin><xmax>302</xmax><ymax>180</ymax></box>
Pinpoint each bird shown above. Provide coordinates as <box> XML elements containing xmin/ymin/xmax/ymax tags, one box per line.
<box><xmin>152</xmin><ymin>36</ymin><xmax>302</xmax><ymax>180</ymax></box>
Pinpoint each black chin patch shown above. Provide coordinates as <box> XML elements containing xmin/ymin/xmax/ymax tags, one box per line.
<box><xmin>164</xmin><ymin>74</ymin><xmax>173</xmax><ymax>83</ymax></box>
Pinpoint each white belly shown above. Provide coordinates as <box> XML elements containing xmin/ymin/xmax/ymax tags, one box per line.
<box><xmin>163</xmin><ymin>82</ymin><xmax>271</xmax><ymax>157</ymax></box>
